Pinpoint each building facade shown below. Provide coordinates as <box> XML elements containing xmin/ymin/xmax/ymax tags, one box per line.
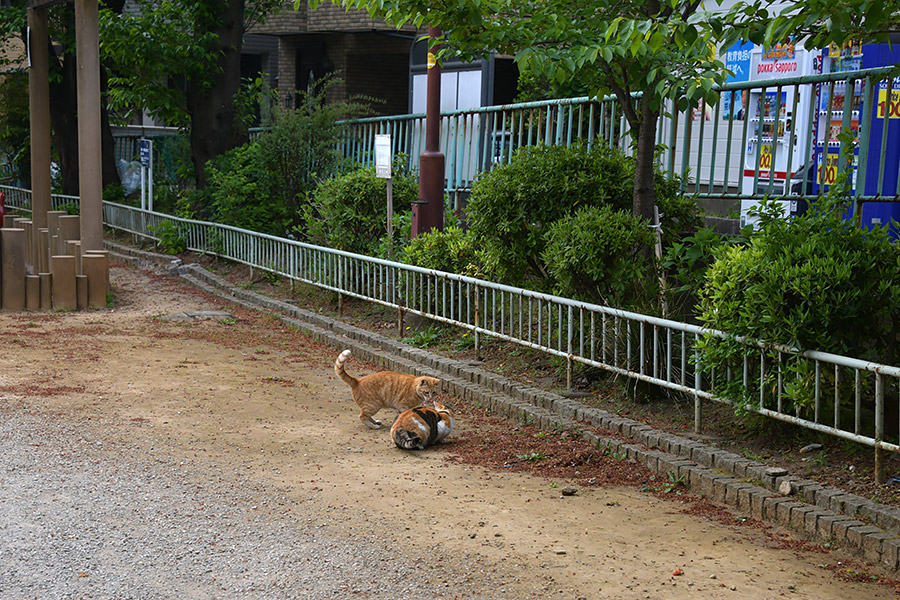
<box><xmin>250</xmin><ymin>2</ymin><xmax>420</xmax><ymax>116</ymax></box>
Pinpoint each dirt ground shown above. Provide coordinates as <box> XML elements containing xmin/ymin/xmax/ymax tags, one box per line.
<box><xmin>2</xmin><ymin>262</ymin><xmax>899</xmax><ymax>599</ymax></box>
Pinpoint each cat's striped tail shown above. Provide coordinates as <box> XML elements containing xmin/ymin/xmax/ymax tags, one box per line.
<box><xmin>334</xmin><ymin>349</ymin><xmax>357</xmax><ymax>387</ymax></box>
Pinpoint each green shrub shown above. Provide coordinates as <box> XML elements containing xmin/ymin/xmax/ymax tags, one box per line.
<box><xmin>205</xmin><ymin>142</ymin><xmax>287</xmax><ymax>236</ymax></box>
<box><xmin>662</xmin><ymin>227</ymin><xmax>747</xmax><ymax>320</ymax></box>
<box><xmin>464</xmin><ymin>141</ymin><xmax>696</xmax><ymax>290</ymax></box>
<box><xmin>151</xmin><ymin>133</ymin><xmax>196</xmax><ymax>215</ymax></box>
<box><xmin>466</xmin><ymin>143</ymin><xmax>631</xmax><ymax>287</ymax></box>
<box><xmin>103</xmin><ymin>183</ymin><xmax>126</xmax><ymax>205</ymax></box>
<box><xmin>697</xmin><ymin>197</ymin><xmax>900</xmax><ymax>413</ymax></box>
<box><xmin>300</xmin><ymin>165</ymin><xmax>418</xmax><ymax>255</ymax></box>
<box><xmin>57</xmin><ymin>201</ymin><xmax>80</xmax><ymax>216</ymax></box>
<box><xmin>655</xmin><ymin>174</ymin><xmax>703</xmax><ymax>245</ymax></box>
<box><xmin>541</xmin><ymin>205</ymin><xmax>656</xmax><ymax>307</ymax></box>
<box><xmin>150</xmin><ymin>219</ymin><xmax>187</xmax><ymax>255</ymax></box>
<box><xmin>257</xmin><ymin>76</ymin><xmax>373</xmax><ymax>228</ymax></box>
<box><xmin>401</xmin><ymin>225</ymin><xmax>483</xmax><ymax>277</ymax></box>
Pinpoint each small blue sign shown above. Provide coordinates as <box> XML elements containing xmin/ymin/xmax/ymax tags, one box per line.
<box><xmin>722</xmin><ymin>41</ymin><xmax>754</xmax><ymax>120</ymax></box>
<box><xmin>139</xmin><ymin>139</ymin><xmax>152</xmax><ymax>167</ymax></box>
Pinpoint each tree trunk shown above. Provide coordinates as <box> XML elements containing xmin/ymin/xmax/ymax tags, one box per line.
<box><xmin>48</xmin><ymin>52</ymin><xmax>80</xmax><ymax>196</ymax></box>
<box><xmin>47</xmin><ymin>14</ymin><xmax>121</xmax><ymax>196</ymax></box>
<box><xmin>632</xmin><ymin>94</ymin><xmax>659</xmax><ymax>222</ymax></box>
<box><xmin>186</xmin><ymin>0</ymin><xmax>247</xmax><ymax>189</ymax></box>
<box><xmin>100</xmin><ymin>64</ymin><xmax>120</xmax><ymax>191</ymax></box>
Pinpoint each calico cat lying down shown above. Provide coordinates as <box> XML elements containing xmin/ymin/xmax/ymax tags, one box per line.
<box><xmin>390</xmin><ymin>400</ymin><xmax>454</xmax><ymax>450</ymax></box>
<box><xmin>334</xmin><ymin>349</ymin><xmax>440</xmax><ymax>429</ymax></box>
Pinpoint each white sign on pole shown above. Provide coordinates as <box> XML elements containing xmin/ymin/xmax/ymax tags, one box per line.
<box><xmin>375</xmin><ymin>134</ymin><xmax>391</xmax><ymax>179</ymax></box>
<box><xmin>375</xmin><ymin>134</ymin><xmax>393</xmax><ymax>256</ymax></box>
<box><xmin>139</xmin><ymin>138</ymin><xmax>154</xmax><ymax>211</ymax></box>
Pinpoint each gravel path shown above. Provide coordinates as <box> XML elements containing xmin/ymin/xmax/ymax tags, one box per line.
<box><xmin>1</xmin><ymin>406</ymin><xmax>525</xmax><ymax>600</ymax></box>
<box><xmin>2</xmin><ymin>264</ymin><xmax>898</xmax><ymax>600</ymax></box>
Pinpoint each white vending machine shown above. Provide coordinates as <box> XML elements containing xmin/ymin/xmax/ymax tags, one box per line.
<box><xmin>739</xmin><ymin>42</ymin><xmax>818</xmax><ymax>229</ymax></box>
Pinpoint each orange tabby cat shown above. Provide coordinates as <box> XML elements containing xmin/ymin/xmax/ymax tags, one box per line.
<box><xmin>334</xmin><ymin>349</ymin><xmax>440</xmax><ymax>429</ymax></box>
<box><xmin>390</xmin><ymin>400</ymin><xmax>454</xmax><ymax>450</ymax></box>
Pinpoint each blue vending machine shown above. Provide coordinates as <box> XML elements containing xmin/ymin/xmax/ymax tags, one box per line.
<box><xmin>814</xmin><ymin>43</ymin><xmax>900</xmax><ymax>238</ymax></box>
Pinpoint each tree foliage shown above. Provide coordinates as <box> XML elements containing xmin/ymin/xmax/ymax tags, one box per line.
<box><xmin>0</xmin><ymin>71</ymin><xmax>30</xmax><ymax>185</ymax></box>
<box><xmin>302</xmin><ymin>0</ymin><xmax>728</xmax><ymax>222</ymax></box>
<box><xmin>0</xmin><ymin>0</ymin><xmax>122</xmax><ymax>194</ymax></box>
<box><xmin>257</xmin><ymin>76</ymin><xmax>374</xmax><ymax>224</ymax></box>
<box><xmin>721</xmin><ymin>0</ymin><xmax>900</xmax><ymax>51</ymax></box>
<box><xmin>100</xmin><ymin>0</ymin><xmax>283</xmax><ymax>187</ymax></box>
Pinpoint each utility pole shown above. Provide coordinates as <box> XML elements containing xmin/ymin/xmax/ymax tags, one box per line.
<box><xmin>411</xmin><ymin>26</ymin><xmax>445</xmax><ymax>238</ymax></box>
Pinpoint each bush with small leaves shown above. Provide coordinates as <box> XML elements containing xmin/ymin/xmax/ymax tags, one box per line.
<box><xmin>300</xmin><ymin>165</ymin><xmax>418</xmax><ymax>256</ymax></box>
<box><xmin>464</xmin><ymin>141</ymin><xmax>697</xmax><ymax>290</ymax></box>
<box><xmin>401</xmin><ymin>225</ymin><xmax>483</xmax><ymax>277</ymax></box>
<box><xmin>697</xmin><ymin>197</ymin><xmax>900</xmax><ymax>415</ymax></box>
<box><xmin>541</xmin><ymin>205</ymin><xmax>657</xmax><ymax>308</ymax></box>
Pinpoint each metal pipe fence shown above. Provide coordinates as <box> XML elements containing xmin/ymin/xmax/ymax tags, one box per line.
<box><xmin>334</xmin><ymin>65</ymin><xmax>900</xmax><ymax>212</ymax></box>
<box><xmin>116</xmin><ymin>66</ymin><xmax>899</xmax><ymax>213</ymax></box>
<box><xmin>4</xmin><ymin>184</ymin><xmax>899</xmax><ymax>480</ymax></box>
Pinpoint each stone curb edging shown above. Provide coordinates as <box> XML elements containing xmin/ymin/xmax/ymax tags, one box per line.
<box><xmin>105</xmin><ymin>240</ymin><xmax>900</xmax><ymax>572</ymax></box>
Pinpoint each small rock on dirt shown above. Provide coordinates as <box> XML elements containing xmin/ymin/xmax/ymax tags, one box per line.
<box><xmin>800</xmin><ymin>443</ymin><xmax>823</xmax><ymax>454</ymax></box>
<box><xmin>561</xmin><ymin>486</ymin><xmax>578</xmax><ymax>496</ymax></box>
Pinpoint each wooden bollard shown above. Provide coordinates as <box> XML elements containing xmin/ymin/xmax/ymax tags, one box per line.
<box><xmin>50</xmin><ymin>255</ymin><xmax>76</xmax><ymax>310</ymax></box>
<box><xmin>58</xmin><ymin>215</ymin><xmax>80</xmax><ymax>256</ymax></box>
<box><xmin>13</xmin><ymin>219</ymin><xmax>32</xmax><ymax>272</ymax></box>
<box><xmin>39</xmin><ymin>272</ymin><xmax>51</xmax><ymax>310</ymax></box>
<box><xmin>76</xmin><ymin>274</ymin><xmax>87</xmax><ymax>310</ymax></box>
<box><xmin>38</xmin><ymin>228</ymin><xmax>49</xmax><ymax>274</ymax></box>
<box><xmin>67</xmin><ymin>240</ymin><xmax>82</xmax><ymax>275</ymax></box>
<box><xmin>1</xmin><ymin>228</ymin><xmax>25</xmax><ymax>311</ymax></box>
<box><xmin>47</xmin><ymin>211</ymin><xmax>65</xmax><ymax>255</ymax></box>
<box><xmin>25</xmin><ymin>274</ymin><xmax>40</xmax><ymax>311</ymax></box>
<box><xmin>23</xmin><ymin>220</ymin><xmax>34</xmax><ymax>274</ymax></box>
<box><xmin>83</xmin><ymin>249</ymin><xmax>110</xmax><ymax>294</ymax></box>
<box><xmin>82</xmin><ymin>253</ymin><xmax>109</xmax><ymax>308</ymax></box>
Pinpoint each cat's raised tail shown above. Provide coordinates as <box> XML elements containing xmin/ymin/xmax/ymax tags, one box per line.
<box><xmin>334</xmin><ymin>349</ymin><xmax>357</xmax><ymax>387</ymax></box>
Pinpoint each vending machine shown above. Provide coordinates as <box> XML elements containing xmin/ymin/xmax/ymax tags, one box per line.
<box><xmin>739</xmin><ymin>42</ymin><xmax>818</xmax><ymax>229</ymax></box>
<box><xmin>813</xmin><ymin>42</ymin><xmax>900</xmax><ymax>237</ymax></box>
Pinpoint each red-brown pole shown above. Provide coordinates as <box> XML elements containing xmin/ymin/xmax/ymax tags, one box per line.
<box><xmin>411</xmin><ymin>26</ymin><xmax>445</xmax><ymax>238</ymax></box>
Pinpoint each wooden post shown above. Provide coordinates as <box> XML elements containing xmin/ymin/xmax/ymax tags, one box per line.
<box><xmin>82</xmin><ymin>253</ymin><xmax>108</xmax><ymax>308</ymax></box>
<box><xmin>1</xmin><ymin>228</ymin><xmax>25</xmax><ymax>311</ymax></box>
<box><xmin>75</xmin><ymin>0</ymin><xmax>103</xmax><ymax>251</ymax></box>
<box><xmin>50</xmin><ymin>255</ymin><xmax>76</xmax><ymax>310</ymax></box>
<box><xmin>28</xmin><ymin>7</ymin><xmax>52</xmax><ymax>242</ymax></box>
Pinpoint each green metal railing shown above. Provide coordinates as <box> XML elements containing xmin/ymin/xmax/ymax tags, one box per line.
<box><xmin>332</xmin><ymin>65</ymin><xmax>900</xmax><ymax>212</ymax></box>
<box><xmin>336</xmin><ymin>95</ymin><xmax>629</xmax><ymax>205</ymax></box>
<box><xmin>112</xmin><ymin>66</ymin><xmax>899</xmax><ymax>214</ymax></box>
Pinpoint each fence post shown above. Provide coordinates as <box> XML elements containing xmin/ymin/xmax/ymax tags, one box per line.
<box><xmin>875</xmin><ymin>373</ymin><xmax>886</xmax><ymax>484</ymax></box>
<box><xmin>694</xmin><ymin>333</ymin><xmax>702</xmax><ymax>434</ymax></box>
<box><xmin>474</xmin><ymin>285</ymin><xmax>481</xmax><ymax>361</ymax></box>
<box><xmin>396</xmin><ymin>269</ymin><xmax>405</xmax><ymax>337</ymax></box>
<box><xmin>567</xmin><ymin>305</ymin><xmax>574</xmax><ymax>391</ymax></box>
